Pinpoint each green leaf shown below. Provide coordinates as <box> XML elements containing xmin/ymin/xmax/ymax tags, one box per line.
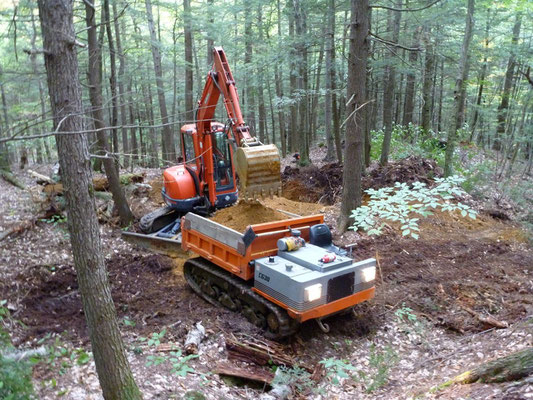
<box><xmin>402</xmin><ymin>229</ymin><xmax>410</xmax><ymax>236</ymax></box>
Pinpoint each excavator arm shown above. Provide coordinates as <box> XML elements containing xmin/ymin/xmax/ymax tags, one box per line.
<box><xmin>196</xmin><ymin>47</ymin><xmax>281</xmax><ymax>199</ymax></box>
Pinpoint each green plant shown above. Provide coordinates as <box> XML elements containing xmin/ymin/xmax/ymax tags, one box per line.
<box><xmin>271</xmin><ymin>365</ymin><xmax>316</xmax><ymax>394</ymax></box>
<box><xmin>350</xmin><ymin>176</ymin><xmax>477</xmax><ymax>239</ymax></box>
<box><xmin>139</xmin><ymin>329</ymin><xmax>166</xmax><ymax>347</ymax></box>
<box><xmin>122</xmin><ymin>316</ymin><xmax>136</xmax><ymax>327</ymax></box>
<box><xmin>357</xmin><ymin>344</ymin><xmax>398</xmax><ymax>393</ymax></box>
<box><xmin>145</xmin><ymin>348</ymin><xmax>198</xmax><ymax>377</ymax></box>
<box><xmin>394</xmin><ymin>304</ymin><xmax>417</xmax><ymax>324</ymax></box>
<box><xmin>38</xmin><ymin>334</ymin><xmax>91</xmax><ymax>375</ymax></box>
<box><xmin>319</xmin><ymin>358</ymin><xmax>357</xmax><ymax>385</ymax></box>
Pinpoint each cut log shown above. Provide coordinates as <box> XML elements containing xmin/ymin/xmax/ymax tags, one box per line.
<box><xmin>1</xmin><ymin>169</ymin><xmax>25</xmax><ymax>190</ymax></box>
<box><xmin>42</xmin><ymin>173</ymin><xmax>145</xmax><ymax>194</ymax></box>
<box><xmin>461</xmin><ymin>306</ymin><xmax>509</xmax><ymax>329</ymax></box>
<box><xmin>215</xmin><ymin>362</ymin><xmax>274</xmax><ymax>384</ymax></box>
<box><xmin>0</xmin><ymin>220</ymin><xmax>34</xmax><ymax>242</ymax></box>
<box><xmin>184</xmin><ymin>322</ymin><xmax>205</xmax><ymax>355</ymax></box>
<box><xmin>28</xmin><ymin>169</ymin><xmax>55</xmax><ymax>184</ymax></box>
<box><xmin>225</xmin><ymin>336</ymin><xmax>307</xmax><ymax>370</ymax></box>
<box><xmin>452</xmin><ymin>348</ymin><xmax>533</xmax><ymax>384</ymax></box>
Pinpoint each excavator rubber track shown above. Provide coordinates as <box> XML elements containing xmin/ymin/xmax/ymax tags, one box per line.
<box><xmin>183</xmin><ymin>257</ymin><xmax>298</xmax><ymax>339</ymax></box>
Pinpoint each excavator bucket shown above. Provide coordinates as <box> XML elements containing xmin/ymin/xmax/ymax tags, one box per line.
<box><xmin>234</xmin><ymin>144</ymin><xmax>282</xmax><ymax>199</ymax></box>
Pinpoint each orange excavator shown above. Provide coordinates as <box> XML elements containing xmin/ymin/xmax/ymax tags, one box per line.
<box><xmin>125</xmin><ymin>47</ymin><xmax>376</xmax><ymax>338</ymax></box>
<box><xmin>140</xmin><ymin>47</ymin><xmax>281</xmax><ymax>234</ymax></box>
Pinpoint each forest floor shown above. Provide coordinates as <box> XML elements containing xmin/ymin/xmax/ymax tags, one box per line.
<box><xmin>0</xmin><ymin>150</ymin><xmax>532</xmax><ymax>399</ymax></box>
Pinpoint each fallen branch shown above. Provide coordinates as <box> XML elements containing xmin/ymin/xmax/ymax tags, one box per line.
<box><xmin>1</xmin><ymin>169</ymin><xmax>25</xmax><ymax>190</ymax></box>
<box><xmin>215</xmin><ymin>362</ymin><xmax>274</xmax><ymax>384</ymax></box>
<box><xmin>28</xmin><ymin>169</ymin><xmax>54</xmax><ymax>184</ymax></box>
<box><xmin>0</xmin><ymin>220</ymin><xmax>34</xmax><ymax>242</ymax></box>
<box><xmin>461</xmin><ymin>306</ymin><xmax>509</xmax><ymax>329</ymax></box>
<box><xmin>448</xmin><ymin>348</ymin><xmax>533</xmax><ymax>385</ymax></box>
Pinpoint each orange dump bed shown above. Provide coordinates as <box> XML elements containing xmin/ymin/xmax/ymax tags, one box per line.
<box><xmin>181</xmin><ymin>213</ymin><xmax>324</xmax><ymax>280</ymax></box>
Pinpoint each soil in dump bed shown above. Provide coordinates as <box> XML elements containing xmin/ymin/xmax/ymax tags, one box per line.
<box><xmin>210</xmin><ymin>200</ymin><xmax>291</xmax><ymax>232</ymax></box>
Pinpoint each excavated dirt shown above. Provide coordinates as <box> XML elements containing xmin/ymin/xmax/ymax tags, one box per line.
<box><xmin>209</xmin><ymin>198</ymin><xmax>327</xmax><ymax>232</ymax></box>
<box><xmin>9</xmin><ymin>254</ymin><xmax>257</xmax><ymax>343</ymax></box>
<box><xmin>282</xmin><ymin>156</ymin><xmax>443</xmax><ymax>204</ymax></box>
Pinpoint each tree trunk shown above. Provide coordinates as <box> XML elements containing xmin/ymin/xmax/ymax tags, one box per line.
<box><xmin>257</xmin><ymin>4</ymin><xmax>266</xmax><ymax>143</ymax></box>
<box><xmin>244</xmin><ymin>1</ymin><xmax>256</xmax><ymax>134</ymax></box>
<box><xmin>275</xmin><ymin>0</ymin><xmax>287</xmax><ymax>156</ymax></box>
<box><xmin>402</xmin><ymin>27</ymin><xmax>420</xmax><ymax>126</ymax></box>
<box><xmin>113</xmin><ymin>0</ymin><xmax>130</xmax><ymax>169</ymax></box>
<box><xmin>103</xmin><ymin>0</ymin><xmax>119</xmax><ymax>173</ymax></box>
<box><xmin>338</xmin><ymin>0</ymin><xmax>368</xmax><ymax>232</ymax></box>
<box><xmin>206</xmin><ymin>0</ymin><xmax>214</xmax><ymax>65</ymax></box>
<box><xmin>85</xmin><ymin>0</ymin><xmax>133</xmax><ymax>227</ymax></box>
<box><xmin>380</xmin><ymin>2</ymin><xmax>401</xmax><ymax>166</ymax></box>
<box><xmin>146</xmin><ymin>0</ymin><xmax>176</xmax><ymax>162</ymax></box>
<box><xmin>444</xmin><ymin>0</ymin><xmax>475</xmax><ymax>176</ymax></box>
<box><xmin>288</xmin><ymin>3</ymin><xmax>298</xmax><ymax>153</ymax></box>
<box><xmin>493</xmin><ymin>13</ymin><xmax>521</xmax><ymax>151</ymax></box>
<box><xmin>38</xmin><ymin>1</ymin><xmax>141</xmax><ymax>398</ymax></box>
<box><xmin>324</xmin><ymin>0</ymin><xmax>335</xmax><ymax>161</ymax></box>
<box><xmin>469</xmin><ymin>9</ymin><xmax>490</xmax><ymax>142</ymax></box>
<box><xmin>421</xmin><ymin>30</ymin><xmax>434</xmax><ymax>133</ymax></box>
<box><xmin>0</xmin><ymin>66</ymin><xmax>11</xmax><ymax>171</ymax></box>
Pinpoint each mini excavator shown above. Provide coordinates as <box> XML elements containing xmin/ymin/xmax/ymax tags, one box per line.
<box><xmin>139</xmin><ymin>47</ymin><xmax>281</xmax><ymax>234</ymax></box>
<box><xmin>123</xmin><ymin>47</ymin><xmax>376</xmax><ymax>338</ymax></box>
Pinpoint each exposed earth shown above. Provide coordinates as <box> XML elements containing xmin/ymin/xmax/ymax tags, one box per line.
<box><xmin>0</xmin><ymin>152</ymin><xmax>531</xmax><ymax>399</ymax></box>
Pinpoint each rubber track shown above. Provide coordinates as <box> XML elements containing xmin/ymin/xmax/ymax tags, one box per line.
<box><xmin>184</xmin><ymin>257</ymin><xmax>298</xmax><ymax>339</ymax></box>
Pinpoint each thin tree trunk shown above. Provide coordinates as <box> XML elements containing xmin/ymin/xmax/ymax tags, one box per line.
<box><xmin>244</xmin><ymin>1</ymin><xmax>256</xmax><ymax>134</ymax></box>
<box><xmin>288</xmin><ymin>2</ymin><xmax>298</xmax><ymax>153</ymax></box>
<box><xmin>275</xmin><ymin>0</ymin><xmax>286</xmax><ymax>156</ymax></box>
<box><xmin>38</xmin><ymin>1</ymin><xmax>141</xmax><ymax>398</ymax></box>
<box><xmin>146</xmin><ymin>0</ymin><xmax>176</xmax><ymax>162</ymax></box>
<box><xmin>493</xmin><ymin>13</ymin><xmax>521</xmax><ymax>151</ymax></box>
<box><xmin>380</xmin><ymin>2</ymin><xmax>401</xmax><ymax>165</ymax></box>
<box><xmin>444</xmin><ymin>0</ymin><xmax>475</xmax><ymax>176</ymax></box>
<box><xmin>104</xmin><ymin>0</ymin><xmax>119</xmax><ymax>173</ymax></box>
<box><xmin>257</xmin><ymin>4</ymin><xmax>266</xmax><ymax>143</ymax></box>
<box><xmin>402</xmin><ymin>27</ymin><xmax>420</xmax><ymax>126</ymax></box>
<box><xmin>85</xmin><ymin>0</ymin><xmax>133</xmax><ymax>226</ymax></box>
<box><xmin>421</xmin><ymin>30</ymin><xmax>434</xmax><ymax>133</ymax></box>
<box><xmin>338</xmin><ymin>0</ymin><xmax>368</xmax><ymax>232</ymax></box>
<box><xmin>324</xmin><ymin>0</ymin><xmax>335</xmax><ymax>161</ymax></box>
<box><xmin>113</xmin><ymin>0</ymin><xmax>129</xmax><ymax>169</ymax></box>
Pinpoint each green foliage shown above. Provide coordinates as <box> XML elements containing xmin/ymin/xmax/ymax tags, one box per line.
<box><xmin>145</xmin><ymin>348</ymin><xmax>198</xmax><ymax>377</ymax></box>
<box><xmin>394</xmin><ymin>304</ymin><xmax>417</xmax><ymax>324</ymax></box>
<box><xmin>370</xmin><ymin>124</ymin><xmax>446</xmax><ymax>166</ymax></box>
<box><xmin>0</xmin><ymin>301</ymin><xmax>36</xmax><ymax>400</ymax></box>
<box><xmin>319</xmin><ymin>358</ymin><xmax>357</xmax><ymax>385</ymax></box>
<box><xmin>0</xmin><ymin>353</ymin><xmax>35</xmax><ymax>400</ymax></box>
<box><xmin>271</xmin><ymin>365</ymin><xmax>316</xmax><ymax>394</ymax></box>
<box><xmin>350</xmin><ymin>176</ymin><xmax>477</xmax><ymax>239</ymax></box>
<box><xmin>122</xmin><ymin>316</ymin><xmax>136</xmax><ymax>328</ymax></box>
<box><xmin>139</xmin><ymin>329</ymin><xmax>166</xmax><ymax>347</ymax></box>
<box><xmin>39</xmin><ymin>215</ymin><xmax>66</xmax><ymax>227</ymax></box>
<box><xmin>356</xmin><ymin>344</ymin><xmax>398</xmax><ymax>393</ymax></box>
<box><xmin>37</xmin><ymin>334</ymin><xmax>91</xmax><ymax>375</ymax></box>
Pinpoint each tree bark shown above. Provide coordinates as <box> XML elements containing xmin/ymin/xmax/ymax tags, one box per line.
<box><xmin>444</xmin><ymin>0</ymin><xmax>475</xmax><ymax>176</ymax></box>
<box><xmin>493</xmin><ymin>13</ymin><xmax>521</xmax><ymax>151</ymax></box>
<box><xmin>244</xmin><ymin>1</ymin><xmax>257</xmax><ymax>135</ymax></box>
<box><xmin>421</xmin><ymin>29</ymin><xmax>434</xmax><ymax>133</ymax></box>
<box><xmin>257</xmin><ymin>4</ymin><xmax>266</xmax><ymax>143</ymax></box>
<box><xmin>145</xmin><ymin>0</ymin><xmax>176</xmax><ymax>162</ymax></box>
<box><xmin>275</xmin><ymin>0</ymin><xmax>287</xmax><ymax>156</ymax></box>
<box><xmin>183</xmin><ymin>0</ymin><xmax>194</xmax><ymax>122</ymax></box>
<box><xmin>338</xmin><ymin>0</ymin><xmax>368</xmax><ymax>232</ymax></box>
<box><xmin>85</xmin><ymin>0</ymin><xmax>133</xmax><ymax>226</ymax></box>
<box><xmin>380</xmin><ymin>2</ymin><xmax>401</xmax><ymax>166</ymax></box>
<box><xmin>113</xmin><ymin>0</ymin><xmax>130</xmax><ymax>169</ymax></box>
<box><xmin>402</xmin><ymin>27</ymin><xmax>420</xmax><ymax>126</ymax></box>
<box><xmin>38</xmin><ymin>1</ymin><xmax>142</xmax><ymax>398</ymax></box>
<box><xmin>324</xmin><ymin>0</ymin><xmax>336</xmax><ymax>161</ymax></box>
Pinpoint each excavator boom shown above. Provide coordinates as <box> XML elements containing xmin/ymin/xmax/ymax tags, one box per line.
<box><xmin>197</xmin><ymin>47</ymin><xmax>281</xmax><ymax>199</ymax></box>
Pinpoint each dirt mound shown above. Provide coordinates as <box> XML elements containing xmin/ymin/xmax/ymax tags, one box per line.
<box><xmin>148</xmin><ymin>178</ymin><xmax>164</xmax><ymax>206</ymax></box>
<box><xmin>282</xmin><ymin>156</ymin><xmax>443</xmax><ymax>204</ymax></box>
<box><xmin>282</xmin><ymin>162</ymin><xmax>342</xmax><ymax>204</ymax></box>
<box><xmin>363</xmin><ymin>156</ymin><xmax>443</xmax><ymax>190</ymax></box>
<box><xmin>210</xmin><ymin>201</ymin><xmax>288</xmax><ymax>232</ymax></box>
<box><xmin>13</xmin><ymin>254</ymin><xmax>255</xmax><ymax>342</ymax></box>
<box><xmin>261</xmin><ymin>196</ymin><xmax>327</xmax><ymax>216</ymax></box>
<box><xmin>355</xmin><ymin>223</ymin><xmax>532</xmax><ymax>334</ymax></box>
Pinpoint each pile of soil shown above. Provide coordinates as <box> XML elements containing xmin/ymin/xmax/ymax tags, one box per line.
<box><xmin>354</xmin><ymin>212</ymin><xmax>532</xmax><ymax>334</ymax></box>
<box><xmin>363</xmin><ymin>156</ymin><xmax>443</xmax><ymax>190</ymax></box>
<box><xmin>282</xmin><ymin>156</ymin><xmax>443</xmax><ymax>204</ymax></box>
<box><xmin>10</xmin><ymin>254</ymin><xmax>253</xmax><ymax>342</ymax></box>
<box><xmin>210</xmin><ymin>201</ymin><xmax>288</xmax><ymax>232</ymax></box>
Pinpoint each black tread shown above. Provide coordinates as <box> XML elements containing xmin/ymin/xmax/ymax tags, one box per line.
<box><xmin>184</xmin><ymin>257</ymin><xmax>298</xmax><ymax>339</ymax></box>
<box><xmin>139</xmin><ymin>206</ymin><xmax>180</xmax><ymax>233</ymax></box>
